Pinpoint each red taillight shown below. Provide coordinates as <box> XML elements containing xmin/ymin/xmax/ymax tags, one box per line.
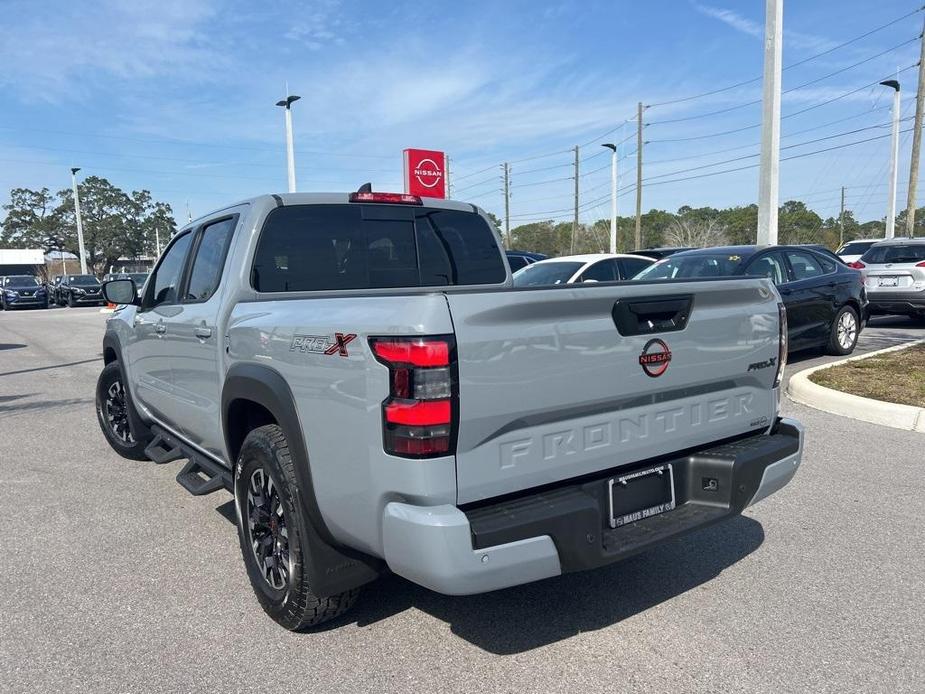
<box><xmin>775</xmin><ymin>302</ymin><xmax>787</xmax><ymax>388</ymax></box>
<box><xmin>848</xmin><ymin>261</ymin><xmax>865</xmax><ymax>269</ymax></box>
<box><xmin>916</xmin><ymin>261</ymin><xmax>925</xmax><ymax>267</ymax></box>
<box><xmin>371</xmin><ymin>335</ymin><xmax>456</xmax><ymax>458</ymax></box>
<box><xmin>349</xmin><ymin>192</ymin><xmax>423</xmax><ymax>205</ymax></box>
<box><xmin>372</xmin><ymin>339</ymin><xmax>449</xmax><ymax>367</ymax></box>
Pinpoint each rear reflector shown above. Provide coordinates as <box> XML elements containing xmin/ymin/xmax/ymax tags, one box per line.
<box><xmin>349</xmin><ymin>192</ymin><xmax>422</xmax><ymax>205</ymax></box>
<box><xmin>848</xmin><ymin>261</ymin><xmax>865</xmax><ymax>269</ymax></box>
<box><xmin>774</xmin><ymin>302</ymin><xmax>787</xmax><ymax>389</ymax></box>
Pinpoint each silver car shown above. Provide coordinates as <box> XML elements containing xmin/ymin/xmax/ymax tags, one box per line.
<box><xmin>857</xmin><ymin>238</ymin><xmax>925</xmax><ymax>320</ymax></box>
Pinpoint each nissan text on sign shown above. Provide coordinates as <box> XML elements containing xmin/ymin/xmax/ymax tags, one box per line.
<box><xmin>403</xmin><ymin>148</ymin><xmax>447</xmax><ymax>198</ymax></box>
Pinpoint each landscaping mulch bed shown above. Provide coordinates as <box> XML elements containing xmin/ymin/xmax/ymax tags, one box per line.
<box><xmin>809</xmin><ymin>344</ymin><xmax>925</xmax><ymax>408</ymax></box>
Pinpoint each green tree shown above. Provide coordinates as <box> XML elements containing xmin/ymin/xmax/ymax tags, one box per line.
<box><xmin>778</xmin><ymin>200</ymin><xmax>822</xmax><ymax>245</ymax></box>
<box><xmin>1</xmin><ymin>187</ymin><xmax>63</xmax><ymax>251</ymax></box>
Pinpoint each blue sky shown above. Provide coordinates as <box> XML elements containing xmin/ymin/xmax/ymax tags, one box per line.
<box><xmin>0</xmin><ymin>0</ymin><xmax>922</xmax><ymax>228</ymax></box>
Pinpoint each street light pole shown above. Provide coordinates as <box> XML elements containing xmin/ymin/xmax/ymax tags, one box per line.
<box><xmin>70</xmin><ymin>167</ymin><xmax>88</xmax><ymax>274</ymax></box>
<box><xmin>757</xmin><ymin>0</ymin><xmax>783</xmax><ymax>245</ymax></box>
<box><xmin>275</xmin><ymin>93</ymin><xmax>301</xmax><ymax>193</ymax></box>
<box><xmin>881</xmin><ymin>79</ymin><xmax>901</xmax><ymax>239</ymax></box>
<box><xmin>602</xmin><ymin>143</ymin><xmax>617</xmax><ymax>253</ymax></box>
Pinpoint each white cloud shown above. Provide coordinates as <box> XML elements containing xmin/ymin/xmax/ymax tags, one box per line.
<box><xmin>692</xmin><ymin>3</ymin><xmax>837</xmax><ymax>52</ymax></box>
<box><xmin>0</xmin><ymin>0</ymin><xmax>227</xmax><ymax>102</ymax></box>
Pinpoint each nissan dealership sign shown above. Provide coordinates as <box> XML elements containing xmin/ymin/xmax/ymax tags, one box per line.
<box><xmin>403</xmin><ymin>148</ymin><xmax>447</xmax><ymax>198</ymax></box>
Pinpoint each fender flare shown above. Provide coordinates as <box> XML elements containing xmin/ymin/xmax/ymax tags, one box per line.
<box><xmin>222</xmin><ymin>362</ymin><xmax>380</xmax><ymax>597</ymax></box>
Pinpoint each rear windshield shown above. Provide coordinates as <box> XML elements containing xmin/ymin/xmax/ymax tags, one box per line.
<box><xmin>634</xmin><ymin>253</ymin><xmax>743</xmax><ymax>280</ymax></box>
<box><xmin>860</xmin><ymin>244</ymin><xmax>925</xmax><ymax>264</ymax></box>
<box><xmin>512</xmin><ymin>261</ymin><xmax>583</xmax><ymax>286</ymax></box>
<box><xmin>838</xmin><ymin>241</ymin><xmax>875</xmax><ymax>256</ymax></box>
<box><xmin>69</xmin><ymin>275</ymin><xmax>99</xmax><ymax>285</ymax></box>
<box><xmin>252</xmin><ymin>204</ymin><xmax>506</xmax><ymax>292</ymax></box>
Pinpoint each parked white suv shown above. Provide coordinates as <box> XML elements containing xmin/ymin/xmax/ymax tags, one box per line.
<box><xmin>855</xmin><ymin>238</ymin><xmax>925</xmax><ymax>320</ymax></box>
<box><xmin>512</xmin><ymin>253</ymin><xmax>654</xmax><ymax>285</ymax></box>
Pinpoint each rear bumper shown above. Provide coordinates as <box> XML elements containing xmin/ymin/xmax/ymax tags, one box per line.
<box><xmin>381</xmin><ymin>418</ymin><xmax>803</xmax><ymax>595</ymax></box>
<box><xmin>867</xmin><ymin>290</ymin><xmax>925</xmax><ymax>315</ymax></box>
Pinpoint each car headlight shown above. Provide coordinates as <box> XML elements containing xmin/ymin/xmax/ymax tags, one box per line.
<box><xmin>5</xmin><ymin>290</ymin><xmax>18</xmax><ymax>298</ymax></box>
<box><xmin>73</xmin><ymin>287</ymin><xmax>85</xmax><ymax>294</ymax></box>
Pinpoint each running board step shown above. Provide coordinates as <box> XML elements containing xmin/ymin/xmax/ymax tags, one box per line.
<box><xmin>144</xmin><ymin>432</ymin><xmax>183</xmax><ymax>464</ymax></box>
<box><xmin>176</xmin><ymin>457</ymin><xmax>233</xmax><ymax>496</ymax></box>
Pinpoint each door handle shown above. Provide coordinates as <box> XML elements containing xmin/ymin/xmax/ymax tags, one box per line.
<box><xmin>194</xmin><ymin>326</ymin><xmax>212</xmax><ymax>339</ymax></box>
<box><xmin>154</xmin><ymin>322</ymin><xmax>167</xmax><ymax>335</ymax></box>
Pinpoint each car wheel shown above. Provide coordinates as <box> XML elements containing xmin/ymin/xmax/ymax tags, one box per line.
<box><xmin>827</xmin><ymin>306</ymin><xmax>860</xmax><ymax>356</ymax></box>
<box><xmin>67</xmin><ymin>293</ymin><xmax>75</xmax><ymax>308</ymax></box>
<box><xmin>234</xmin><ymin>424</ymin><xmax>360</xmax><ymax>630</ymax></box>
<box><xmin>95</xmin><ymin>361</ymin><xmax>151</xmax><ymax>460</ymax></box>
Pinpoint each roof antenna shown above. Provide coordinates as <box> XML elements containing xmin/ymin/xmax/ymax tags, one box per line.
<box><xmin>357</xmin><ymin>182</ymin><xmax>372</xmax><ymax>193</ymax></box>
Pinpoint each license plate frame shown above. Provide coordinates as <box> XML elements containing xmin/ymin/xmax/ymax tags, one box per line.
<box><xmin>878</xmin><ymin>276</ymin><xmax>900</xmax><ymax>287</ymax></box>
<box><xmin>608</xmin><ymin>464</ymin><xmax>676</xmax><ymax>529</ymax></box>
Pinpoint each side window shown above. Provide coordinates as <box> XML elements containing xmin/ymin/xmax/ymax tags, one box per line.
<box><xmin>147</xmin><ymin>232</ymin><xmax>192</xmax><ymax>309</ymax></box>
<box><xmin>619</xmin><ymin>257</ymin><xmax>653</xmax><ymax>279</ymax></box>
<box><xmin>745</xmin><ymin>253</ymin><xmax>787</xmax><ymax>285</ymax></box>
<box><xmin>507</xmin><ymin>255</ymin><xmax>528</xmax><ymax>272</ymax></box>
<box><xmin>184</xmin><ymin>218</ymin><xmax>236</xmax><ymax>302</ymax></box>
<box><xmin>785</xmin><ymin>250</ymin><xmax>824</xmax><ymax>281</ymax></box>
<box><xmin>817</xmin><ymin>255</ymin><xmax>836</xmax><ymax>273</ymax></box>
<box><xmin>580</xmin><ymin>260</ymin><xmax>617</xmax><ymax>282</ymax></box>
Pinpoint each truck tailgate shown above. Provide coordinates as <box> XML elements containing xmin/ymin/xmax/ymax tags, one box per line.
<box><xmin>446</xmin><ymin>279</ymin><xmax>781</xmax><ymax>504</ymax></box>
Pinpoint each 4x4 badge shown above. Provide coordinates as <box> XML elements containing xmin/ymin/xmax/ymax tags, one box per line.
<box><xmin>639</xmin><ymin>339</ymin><xmax>672</xmax><ymax>377</ymax></box>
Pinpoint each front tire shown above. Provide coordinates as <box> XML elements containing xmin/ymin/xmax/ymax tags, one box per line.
<box><xmin>95</xmin><ymin>361</ymin><xmax>151</xmax><ymax>460</ymax></box>
<box><xmin>67</xmin><ymin>293</ymin><xmax>75</xmax><ymax>307</ymax></box>
<box><xmin>827</xmin><ymin>305</ymin><xmax>859</xmax><ymax>356</ymax></box>
<box><xmin>234</xmin><ymin>424</ymin><xmax>359</xmax><ymax>630</ymax></box>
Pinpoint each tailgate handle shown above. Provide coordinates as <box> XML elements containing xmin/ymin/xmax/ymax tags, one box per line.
<box><xmin>612</xmin><ymin>295</ymin><xmax>692</xmax><ymax>336</ymax></box>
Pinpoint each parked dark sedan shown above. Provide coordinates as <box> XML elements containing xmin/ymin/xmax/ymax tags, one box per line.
<box><xmin>0</xmin><ymin>275</ymin><xmax>49</xmax><ymax>309</ymax></box>
<box><xmin>505</xmin><ymin>250</ymin><xmax>548</xmax><ymax>273</ymax></box>
<box><xmin>633</xmin><ymin>245</ymin><xmax>868</xmax><ymax>355</ymax></box>
<box><xmin>58</xmin><ymin>274</ymin><xmax>105</xmax><ymax>307</ymax></box>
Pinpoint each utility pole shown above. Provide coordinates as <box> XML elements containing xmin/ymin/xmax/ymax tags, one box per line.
<box><xmin>881</xmin><ymin>79</ymin><xmax>901</xmax><ymax>238</ymax></box>
<box><xmin>69</xmin><ymin>167</ymin><xmax>88</xmax><ymax>275</ymax></box>
<box><xmin>572</xmin><ymin>145</ymin><xmax>580</xmax><ymax>254</ymax></box>
<box><xmin>503</xmin><ymin>162</ymin><xmax>511</xmax><ymax>249</ymax></box>
<box><xmin>275</xmin><ymin>91</ymin><xmax>301</xmax><ymax>193</ymax></box>
<box><xmin>905</xmin><ymin>22</ymin><xmax>925</xmax><ymax>237</ymax></box>
<box><xmin>839</xmin><ymin>186</ymin><xmax>846</xmax><ymax>247</ymax></box>
<box><xmin>445</xmin><ymin>154</ymin><xmax>452</xmax><ymax>198</ymax></box>
<box><xmin>635</xmin><ymin>101</ymin><xmax>643</xmax><ymax>249</ymax></box>
<box><xmin>602</xmin><ymin>143</ymin><xmax>618</xmax><ymax>253</ymax></box>
<box><xmin>757</xmin><ymin>0</ymin><xmax>783</xmax><ymax>246</ymax></box>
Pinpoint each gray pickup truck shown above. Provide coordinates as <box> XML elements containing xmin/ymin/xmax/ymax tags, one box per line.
<box><xmin>97</xmin><ymin>191</ymin><xmax>803</xmax><ymax>630</ymax></box>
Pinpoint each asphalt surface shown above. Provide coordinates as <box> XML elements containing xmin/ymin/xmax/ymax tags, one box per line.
<box><xmin>1</xmin><ymin>307</ymin><xmax>923</xmax><ymax>693</ymax></box>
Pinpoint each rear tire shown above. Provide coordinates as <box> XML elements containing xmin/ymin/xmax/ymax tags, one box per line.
<box><xmin>827</xmin><ymin>305</ymin><xmax>859</xmax><ymax>356</ymax></box>
<box><xmin>234</xmin><ymin>424</ymin><xmax>360</xmax><ymax>630</ymax></box>
<box><xmin>95</xmin><ymin>361</ymin><xmax>151</xmax><ymax>460</ymax></box>
<box><xmin>67</xmin><ymin>293</ymin><xmax>75</xmax><ymax>308</ymax></box>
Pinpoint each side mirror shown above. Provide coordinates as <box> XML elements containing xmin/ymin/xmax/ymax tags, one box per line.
<box><xmin>102</xmin><ymin>278</ymin><xmax>138</xmax><ymax>305</ymax></box>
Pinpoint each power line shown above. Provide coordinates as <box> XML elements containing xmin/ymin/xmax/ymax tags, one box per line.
<box><xmin>507</xmin><ymin>148</ymin><xmax>574</xmax><ymax>165</ymax></box>
<box><xmin>649</xmin><ymin>64</ymin><xmax>918</xmax><ymax>144</ymax></box>
<box><xmin>646</xmin><ymin>5</ymin><xmax>924</xmax><ymax>108</ymax></box>
<box><xmin>510</xmin><ymin>175</ymin><xmax>574</xmax><ymax>189</ymax></box>
<box><xmin>644</xmin><ymin>118</ymin><xmax>912</xmax><ymax>183</ymax></box>
<box><xmin>454</xmin><ymin>175</ymin><xmax>499</xmax><ymax>194</ymax></box>
<box><xmin>452</xmin><ymin>164</ymin><xmax>497</xmax><ymax>182</ymax></box>
<box><xmin>648</xmin><ymin>39</ymin><xmax>919</xmax><ymax>126</ymax></box>
<box><xmin>642</xmin><ymin>126</ymin><xmax>914</xmax><ymax>189</ymax></box>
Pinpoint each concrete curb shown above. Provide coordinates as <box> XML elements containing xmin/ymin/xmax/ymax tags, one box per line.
<box><xmin>787</xmin><ymin>339</ymin><xmax>925</xmax><ymax>433</ymax></box>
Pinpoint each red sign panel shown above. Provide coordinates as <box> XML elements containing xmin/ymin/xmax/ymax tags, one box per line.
<box><xmin>403</xmin><ymin>148</ymin><xmax>446</xmax><ymax>198</ymax></box>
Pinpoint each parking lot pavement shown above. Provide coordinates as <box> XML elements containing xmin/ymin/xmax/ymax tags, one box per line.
<box><xmin>1</xmin><ymin>308</ymin><xmax>923</xmax><ymax>693</ymax></box>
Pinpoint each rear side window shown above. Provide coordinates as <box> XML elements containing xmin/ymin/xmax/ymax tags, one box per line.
<box><xmin>619</xmin><ymin>257</ymin><xmax>653</xmax><ymax>279</ymax></box>
<box><xmin>860</xmin><ymin>244</ymin><xmax>925</xmax><ymax>264</ymax></box>
<box><xmin>185</xmin><ymin>217</ymin><xmax>236</xmax><ymax>302</ymax></box>
<box><xmin>507</xmin><ymin>255</ymin><xmax>529</xmax><ymax>272</ymax></box>
<box><xmin>785</xmin><ymin>251</ymin><xmax>824</xmax><ymax>280</ymax></box>
<box><xmin>252</xmin><ymin>204</ymin><xmax>505</xmax><ymax>292</ymax></box>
